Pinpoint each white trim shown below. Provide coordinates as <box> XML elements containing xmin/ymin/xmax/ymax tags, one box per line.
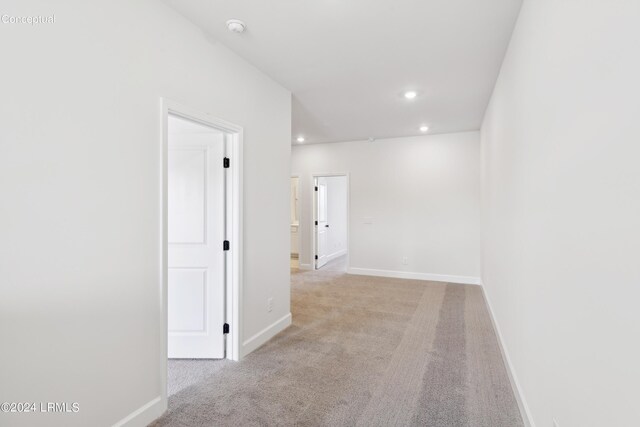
<box><xmin>298</xmin><ymin>263</ymin><xmax>314</xmax><ymax>271</ymax></box>
<box><xmin>224</xmin><ymin>118</ymin><xmax>243</xmax><ymax>362</ymax></box>
<box><xmin>481</xmin><ymin>284</ymin><xmax>535</xmax><ymax>427</ymax></box>
<box><xmin>241</xmin><ymin>313</ymin><xmax>292</xmax><ymax>357</ymax></box>
<box><xmin>159</xmin><ymin>99</ymin><xmax>244</xmax><ymax>421</ymax></box>
<box><xmin>112</xmin><ymin>396</ymin><xmax>164</xmax><ymax>427</ymax></box>
<box><xmin>346</xmin><ymin>267</ymin><xmax>481</xmax><ymax>285</ymax></box>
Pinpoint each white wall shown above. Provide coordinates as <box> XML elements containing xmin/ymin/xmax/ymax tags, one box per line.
<box><xmin>481</xmin><ymin>1</ymin><xmax>640</xmax><ymax>426</ymax></box>
<box><xmin>0</xmin><ymin>1</ymin><xmax>291</xmax><ymax>426</ymax></box>
<box><xmin>323</xmin><ymin>176</ymin><xmax>348</xmax><ymax>260</ymax></box>
<box><xmin>292</xmin><ymin>132</ymin><xmax>481</xmax><ymax>282</ymax></box>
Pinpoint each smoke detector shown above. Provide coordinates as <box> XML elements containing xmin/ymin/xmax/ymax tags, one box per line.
<box><xmin>226</xmin><ymin>19</ymin><xmax>246</xmax><ymax>33</ymax></box>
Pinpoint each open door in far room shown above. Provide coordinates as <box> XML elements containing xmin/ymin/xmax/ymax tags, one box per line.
<box><xmin>167</xmin><ymin>114</ymin><xmax>226</xmax><ymax>359</ymax></box>
<box><xmin>315</xmin><ymin>177</ymin><xmax>329</xmax><ymax>269</ymax></box>
<box><xmin>314</xmin><ymin>175</ymin><xmax>348</xmax><ymax>271</ymax></box>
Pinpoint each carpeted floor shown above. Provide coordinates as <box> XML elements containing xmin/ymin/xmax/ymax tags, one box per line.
<box><xmin>152</xmin><ymin>268</ymin><xmax>523</xmax><ymax>426</ymax></box>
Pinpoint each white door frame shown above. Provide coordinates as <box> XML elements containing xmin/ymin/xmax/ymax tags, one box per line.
<box><xmin>310</xmin><ymin>173</ymin><xmax>350</xmax><ymax>270</ymax></box>
<box><xmin>160</xmin><ymin>98</ymin><xmax>243</xmax><ymax>406</ymax></box>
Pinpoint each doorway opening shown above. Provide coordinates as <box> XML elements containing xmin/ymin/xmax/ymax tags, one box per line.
<box><xmin>161</xmin><ymin>100</ymin><xmax>243</xmax><ymax>405</ymax></box>
<box><xmin>290</xmin><ymin>176</ymin><xmax>300</xmax><ymax>269</ymax></box>
<box><xmin>313</xmin><ymin>174</ymin><xmax>349</xmax><ymax>272</ymax></box>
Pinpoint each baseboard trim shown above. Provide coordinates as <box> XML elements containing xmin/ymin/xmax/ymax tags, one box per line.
<box><xmin>347</xmin><ymin>267</ymin><xmax>481</xmax><ymax>285</ymax></box>
<box><xmin>298</xmin><ymin>263</ymin><xmax>313</xmax><ymax>271</ymax></box>
<box><xmin>481</xmin><ymin>284</ymin><xmax>535</xmax><ymax>427</ymax></box>
<box><xmin>242</xmin><ymin>313</ymin><xmax>292</xmax><ymax>357</ymax></box>
<box><xmin>112</xmin><ymin>396</ymin><xmax>165</xmax><ymax>427</ymax></box>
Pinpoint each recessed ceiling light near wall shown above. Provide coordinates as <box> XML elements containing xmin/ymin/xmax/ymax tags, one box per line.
<box><xmin>226</xmin><ymin>19</ymin><xmax>246</xmax><ymax>33</ymax></box>
<box><xmin>296</xmin><ymin>136</ymin><xmax>305</xmax><ymax>143</ymax></box>
<box><xmin>404</xmin><ymin>91</ymin><xmax>417</xmax><ymax>100</ymax></box>
<box><xmin>420</xmin><ymin>125</ymin><xmax>429</xmax><ymax>132</ymax></box>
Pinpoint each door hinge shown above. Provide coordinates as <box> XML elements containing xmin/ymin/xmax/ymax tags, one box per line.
<box><xmin>223</xmin><ymin>323</ymin><xmax>230</xmax><ymax>334</ymax></box>
<box><xmin>315</xmin><ymin>255</ymin><xmax>318</xmax><ymax>260</ymax></box>
<box><xmin>315</xmin><ymin>220</ymin><xmax>318</xmax><ymax>226</ymax></box>
<box><xmin>223</xmin><ymin>240</ymin><xmax>230</xmax><ymax>251</ymax></box>
<box><xmin>223</xmin><ymin>157</ymin><xmax>230</xmax><ymax>168</ymax></box>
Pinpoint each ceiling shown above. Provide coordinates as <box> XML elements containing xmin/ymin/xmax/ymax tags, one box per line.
<box><xmin>164</xmin><ymin>0</ymin><xmax>522</xmax><ymax>144</ymax></box>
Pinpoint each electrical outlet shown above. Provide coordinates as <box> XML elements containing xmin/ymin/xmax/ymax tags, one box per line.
<box><xmin>267</xmin><ymin>297</ymin><xmax>273</xmax><ymax>312</ymax></box>
<box><xmin>401</xmin><ymin>256</ymin><xmax>408</xmax><ymax>265</ymax></box>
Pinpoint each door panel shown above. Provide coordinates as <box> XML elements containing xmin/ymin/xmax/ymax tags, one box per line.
<box><xmin>168</xmin><ymin>268</ymin><xmax>207</xmax><ymax>332</ymax></box>
<box><xmin>168</xmin><ymin>149</ymin><xmax>206</xmax><ymax>244</ymax></box>
<box><xmin>168</xmin><ymin>127</ymin><xmax>225</xmax><ymax>359</ymax></box>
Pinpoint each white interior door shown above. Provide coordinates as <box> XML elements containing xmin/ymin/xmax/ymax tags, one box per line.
<box><xmin>315</xmin><ymin>177</ymin><xmax>329</xmax><ymax>269</ymax></box>
<box><xmin>168</xmin><ymin>121</ymin><xmax>225</xmax><ymax>359</ymax></box>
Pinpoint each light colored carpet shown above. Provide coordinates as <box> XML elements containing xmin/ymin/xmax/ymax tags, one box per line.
<box><xmin>167</xmin><ymin>359</ymin><xmax>230</xmax><ymax>397</ymax></box>
<box><xmin>153</xmin><ymin>268</ymin><xmax>523</xmax><ymax>426</ymax></box>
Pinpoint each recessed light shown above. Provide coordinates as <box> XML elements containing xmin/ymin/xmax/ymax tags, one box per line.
<box><xmin>296</xmin><ymin>136</ymin><xmax>305</xmax><ymax>143</ymax></box>
<box><xmin>226</xmin><ymin>19</ymin><xmax>246</xmax><ymax>33</ymax></box>
<box><xmin>404</xmin><ymin>91</ymin><xmax>417</xmax><ymax>100</ymax></box>
<box><xmin>420</xmin><ymin>125</ymin><xmax>429</xmax><ymax>132</ymax></box>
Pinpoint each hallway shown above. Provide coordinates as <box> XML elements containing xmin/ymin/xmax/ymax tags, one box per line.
<box><xmin>155</xmin><ymin>269</ymin><xmax>522</xmax><ymax>426</ymax></box>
